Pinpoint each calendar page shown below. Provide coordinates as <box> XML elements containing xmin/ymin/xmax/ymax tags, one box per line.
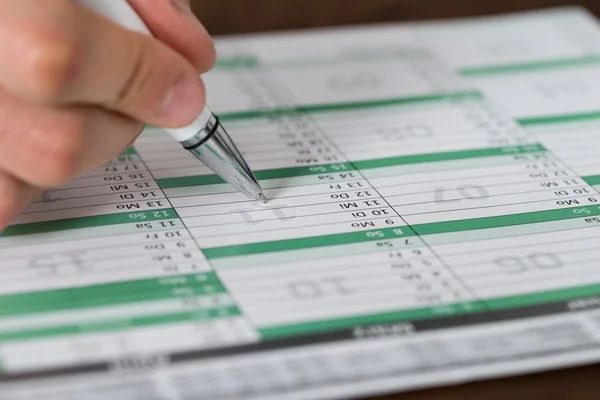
<box><xmin>3</xmin><ymin>7</ymin><xmax>600</xmax><ymax>400</ymax></box>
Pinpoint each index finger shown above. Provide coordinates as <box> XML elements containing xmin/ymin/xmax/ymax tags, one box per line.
<box><xmin>0</xmin><ymin>0</ymin><xmax>207</xmax><ymax>128</ymax></box>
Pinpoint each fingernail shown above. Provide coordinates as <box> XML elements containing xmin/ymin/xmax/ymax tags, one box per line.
<box><xmin>157</xmin><ymin>74</ymin><xmax>203</xmax><ymax>124</ymax></box>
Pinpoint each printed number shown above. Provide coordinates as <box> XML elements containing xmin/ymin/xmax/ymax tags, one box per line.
<box><xmin>494</xmin><ymin>253</ymin><xmax>562</xmax><ymax>274</ymax></box>
<box><xmin>366</xmin><ymin>228</ymin><xmax>404</xmax><ymax>238</ymax></box>
<box><xmin>145</xmin><ymin>244</ymin><xmax>166</xmax><ymax>251</ymax></box>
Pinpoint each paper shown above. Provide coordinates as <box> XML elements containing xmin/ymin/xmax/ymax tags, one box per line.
<box><xmin>2</xmin><ymin>7</ymin><xmax>600</xmax><ymax>399</ymax></box>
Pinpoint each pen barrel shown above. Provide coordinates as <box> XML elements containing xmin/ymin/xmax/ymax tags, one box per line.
<box><xmin>168</xmin><ymin>106</ymin><xmax>215</xmax><ymax>142</ymax></box>
<box><xmin>73</xmin><ymin>0</ymin><xmax>152</xmax><ymax>36</ymax></box>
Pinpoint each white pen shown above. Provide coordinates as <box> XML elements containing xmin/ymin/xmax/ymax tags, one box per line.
<box><xmin>73</xmin><ymin>0</ymin><xmax>267</xmax><ymax>203</ymax></box>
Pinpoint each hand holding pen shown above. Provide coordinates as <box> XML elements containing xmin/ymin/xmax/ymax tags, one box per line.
<box><xmin>0</xmin><ymin>0</ymin><xmax>262</xmax><ymax>231</ymax></box>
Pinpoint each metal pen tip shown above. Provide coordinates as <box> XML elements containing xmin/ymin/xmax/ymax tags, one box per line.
<box><xmin>256</xmin><ymin>192</ymin><xmax>268</xmax><ymax>203</ymax></box>
<box><xmin>179</xmin><ymin>111</ymin><xmax>267</xmax><ymax>204</ymax></box>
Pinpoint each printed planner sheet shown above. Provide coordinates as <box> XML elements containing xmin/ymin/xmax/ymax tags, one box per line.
<box><xmin>3</xmin><ymin>7</ymin><xmax>600</xmax><ymax>400</ymax></box>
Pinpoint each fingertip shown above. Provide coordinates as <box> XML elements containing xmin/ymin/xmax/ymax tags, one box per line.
<box><xmin>155</xmin><ymin>72</ymin><xmax>206</xmax><ymax>127</ymax></box>
<box><xmin>194</xmin><ymin>30</ymin><xmax>217</xmax><ymax>73</ymax></box>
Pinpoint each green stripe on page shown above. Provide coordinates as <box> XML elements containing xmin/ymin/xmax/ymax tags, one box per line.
<box><xmin>260</xmin><ymin>282</ymin><xmax>600</xmax><ymax>339</ymax></box>
<box><xmin>412</xmin><ymin>205</ymin><xmax>600</xmax><ymax>236</ymax></box>
<box><xmin>353</xmin><ymin>144</ymin><xmax>546</xmax><ymax>170</ymax></box>
<box><xmin>0</xmin><ymin>209</ymin><xmax>177</xmax><ymax>238</ymax></box>
<box><xmin>0</xmin><ymin>273</ymin><xmax>223</xmax><ymax>317</ymax></box>
<box><xmin>412</xmin><ymin>206</ymin><xmax>600</xmax><ymax>235</ymax></box>
<box><xmin>157</xmin><ymin>163</ymin><xmax>356</xmax><ymax>189</ymax></box>
<box><xmin>0</xmin><ymin>306</ymin><xmax>240</xmax><ymax>343</ymax></box>
<box><xmin>213</xmin><ymin>50</ymin><xmax>433</xmax><ymax>71</ymax></box>
<box><xmin>144</xmin><ymin>91</ymin><xmax>482</xmax><ymax>143</ymax></box>
<box><xmin>202</xmin><ymin>226</ymin><xmax>416</xmax><ymax>259</ymax></box>
<box><xmin>218</xmin><ymin>91</ymin><xmax>483</xmax><ymax>121</ymax></box>
<box><xmin>584</xmin><ymin>175</ymin><xmax>600</xmax><ymax>186</ymax></box>
<box><xmin>459</xmin><ymin>55</ymin><xmax>600</xmax><ymax>76</ymax></box>
<box><xmin>214</xmin><ymin>56</ymin><xmax>259</xmax><ymax>69</ymax></box>
<box><xmin>518</xmin><ymin>111</ymin><xmax>600</xmax><ymax>126</ymax></box>
<box><xmin>156</xmin><ymin>145</ymin><xmax>546</xmax><ymax>189</ymax></box>
<box><xmin>147</xmin><ymin>92</ymin><xmax>481</xmax><ymax>128</ymax></box>
<box><xmin>203</xmin><ymin>205</ymin><xmax>600</xmax><ymax>259</ymax></box>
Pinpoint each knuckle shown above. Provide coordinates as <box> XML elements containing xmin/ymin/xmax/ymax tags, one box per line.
<box><xmin>29</xmin><ymin>116</ymin><xmax>86</xmax><ymax>186</ymax></box>
<box><xmin>21</xmin><ymin>27</ymin><xmax>80</xmax><ymax>101</ymax></box>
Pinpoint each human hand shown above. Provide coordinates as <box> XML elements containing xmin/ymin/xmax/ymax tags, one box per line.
<box><xmin>0</xmin><ymin>0</ymin><xmax>216</xmax><ymax>229</ymax></box>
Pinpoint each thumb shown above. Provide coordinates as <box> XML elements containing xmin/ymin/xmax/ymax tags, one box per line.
<box><xmin>0</xmin><ymin>0</ymin><xmax>207</xmax><ymax>128</ymax></box>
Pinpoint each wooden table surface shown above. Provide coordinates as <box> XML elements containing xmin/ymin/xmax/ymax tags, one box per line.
<box><xmin>190</xmin><ymin>1</ymin><xmax>600</xmax><ymax>398</ymax></box>
<box><xmin>191</xmin><ymin>0</ymin><xmax>600</xmax><ymax>36</ymax></box>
